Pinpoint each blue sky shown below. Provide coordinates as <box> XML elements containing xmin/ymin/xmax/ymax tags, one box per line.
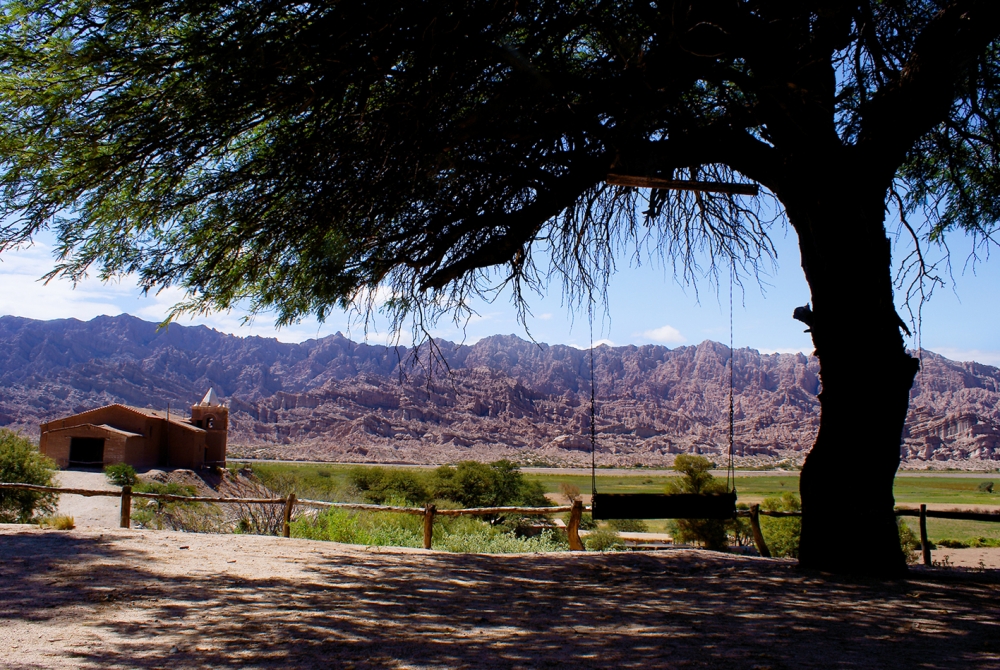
<box><xmin>1</xmin><ymin>222</ymin><xmax>999</xmax><ymax>365</ymax></box>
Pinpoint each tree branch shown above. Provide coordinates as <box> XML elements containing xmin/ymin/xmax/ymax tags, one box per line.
<box><xmin>859</xmin><ymin>0</ymin><xmax>1000</xmax><ymax>167</ymax></box>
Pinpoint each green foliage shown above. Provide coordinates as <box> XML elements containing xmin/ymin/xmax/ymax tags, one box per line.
<box><xmin>759</xmin><ymin>492</ymin><xmax>802</xmax><ymax>559</ymax></box>
<box><xmin>293</xmin><ymin>505</ymin><xmax>424</xmax><ymax>548</ymax></box>
<box><xmin>667</xmin><ymin>454</ymin><xmax>732</xmax><ymax>551</ymax></box>
<box><xmin>130</xmin><ymin>480</ymin><xmax>219</xmax><ymax>531</ymax></box>
<box><xmin>608</xmin><ymin>518</ymin><xmax>648</xmax><ymax>533</ymax></box>
<box><xmin>429</xmin><ymin>460</ymin><xmax>547</xmax><ymax>508</ymax></box>
<box><xmin>670</xmin><ymin>455</ymin><xmax>717</xmax><ymax>494</ymax></box>
<box><xmin>104</xmin><ymin>463</ymin><xmax>137</xmax><ymax>487</ymax></box>
<box><xmin>584</xmin><ymin>529</ymin><xmax>625</xmax><ymax>552</ymax></box>
<box><xmin>0</xmin><ymin>430</ymin><xmax>58</xmax><ymax>523</ymax></box>
<box><xmin>349</xmin><ymin>467</ymin><xmax>430</xmax><ymax>506</ymax></box>
<box><xmin>897</xmin><ymin>519</ymin><xmax>921</xmax><ymax>564</ymax></box>
<box><xmin>578</xmin><ymin>512</ymin><xmax>599</xmax><ymax>531</ymax></box>
<box><xmin>293</xmin><ymin>506</ymin><xmax>567</xmax><ymax>553</ymax></box>
<box><xmin>978</xmin><ymin>481</ymin><xmax>994</xmax><ymax>493</ymax></box>
<box><xmin>937</xmin><ymin>537</ymin><xmax>1000</xmax><ymax>549</ymax></box>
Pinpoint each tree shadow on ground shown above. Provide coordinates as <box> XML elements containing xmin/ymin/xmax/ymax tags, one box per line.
<box><xmin>2</xmin><ymin>528</ymin><xmax>999</xmax><ymax>669</ymax></box>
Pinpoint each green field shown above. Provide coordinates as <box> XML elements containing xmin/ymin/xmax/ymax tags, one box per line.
<box><xmin>235</xmin><ymin>461</ymin><xmax>1000</xmax><ymax>542</ymax></box>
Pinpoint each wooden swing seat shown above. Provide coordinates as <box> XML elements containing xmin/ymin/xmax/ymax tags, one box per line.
<box><xmin>591</xmin><ymin>491</ymin><xmax>737</xmax><ymax>520</ymax></box>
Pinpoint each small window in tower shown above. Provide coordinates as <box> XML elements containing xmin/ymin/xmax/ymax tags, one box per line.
<box><xmin>206</xmin><ymin>417</ymin><xmax>215</xmax><ymax>429</ymax></box>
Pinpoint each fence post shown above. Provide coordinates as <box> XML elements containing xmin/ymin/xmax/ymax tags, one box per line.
<box><xmin>749</xmin><ymin>504</ymin><xmax>771</xmax><ymax>558</ymax></box>
<box><xmin>119</xmin><ymin>485</ymin><xmax>132</xmax><ymax>529</ymax></box>
<box><xmin>423</xmin><ymin>504</ymin><xmax>436</xmax><ymax>550</ymax></box>
<box><xmin>567</xmin><ymin>499</ymin><xmax>584</xmax><ymax>551</ymax></box>
<box><xmin>283</xmin><ymin>493</ymin><xmax>296</xmax><ymax>538</ymax></box>
<box><xmin>920</xmin><ymin>503</ymin><xmax>931</xmax><ymax>566</ymax></box>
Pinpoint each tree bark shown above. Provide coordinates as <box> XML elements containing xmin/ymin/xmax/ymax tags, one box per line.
<box><xmin>783</xmin><ymin>156</ymin><xmax>919</xmax><ymax>577</ymax></box>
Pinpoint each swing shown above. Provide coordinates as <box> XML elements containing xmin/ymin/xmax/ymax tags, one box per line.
<box><xmin>589</xmin><ymin>270</ymin><xmax>738</xmax><ymax>522</ymax></box>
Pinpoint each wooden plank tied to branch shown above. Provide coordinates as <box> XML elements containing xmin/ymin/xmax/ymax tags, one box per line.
<box><xmin>606</xmin><ymin>173</ymin><xmax>760</xmax><ymax>196</ymax></box>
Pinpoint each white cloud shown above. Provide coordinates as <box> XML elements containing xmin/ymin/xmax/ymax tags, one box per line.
<box><xmin>926</xmin><ymin>347</ymin><xmax>1000</xmax><ymax>367</ymax></box>
<box><xmin>756</xmin><ymin>347</ymin><xmax>809</xmax><ymax>356</ymax></box>
<box><xmin>568</xmin><ymin>338</ymin><xmax>614</xmax><ymax>349</ymax></box>
<box><xmin>538</xmin><ymin>313</ymin><xmax>553</xmax><ymax>320</ymax></box>
<box><xmin>640</xmin><ymin>324</ymin><xmax>686</xmax><ymax>344</ymax></box>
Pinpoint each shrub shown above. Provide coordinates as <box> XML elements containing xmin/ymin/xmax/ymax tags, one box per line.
<box><xmin>897</xmin><ymin>519</ymin><xmax>921</xmax><ymax>564</ymax></box>
<box><xmin>292</xmin><ymin>504</ymin><xmax>568</xmax><ymax>553</ymax></box>
<box><xmin>293</xmin><ymin>504</ymin><xmax>424</xmax><ymax>547</ymax></box>
<box><xmin>104</xmin><ymin>463</ymin><xmax>137</xmax><ymax>487</ymax></box>
<box><xmin>937</xmin><ymin>538</ymin><xmax>969</xmax><ymax>548</ymax></box>
<box><xmin>584</xmin><ymin>528</ymin><xmax>625</xmax><ymax>551</ymax></box>
<box><xmin>559</xmin><ymin>482</ymin><xmax>581</xmax><ymax>502</ymax></box>
<box><xmin>0</xmin><ymin>429</ymin><xmax>58</xmax><ymax>523</ymax></box>
<box><xmin>429</xmin><ymin>460</ymin><xmax>548</xmax><ymax>508</ymax></box>
<box><xmin>760</xmin><ymin>492</ymin><xmax>802</xmax><ymax>558</ymax></box>
<box><xmin>39</xmin><ymin>515</ymin><xmax>75</xmax><ymax>530</ymax></box>
<box><xmin>129</xmin><ymin>480</ymin><xmax>224</xmax><ymax>531</ymax></box>
<box><xmin>978</xmin><ymin>481</ymin><xmax>994</xmax><ymax>493</ymax></box>
<box><xmin>608</xmin><ymin>518</ymin><xmax>649</xmax><ymax>533</ymax></box>
<box><xmin>349</xmin><ymin>466</ymin><xmax>430</xmax><ymax>505</ymax></box>
<box><xmin>578</xmin><ymin>512</ymin><xmax>599</xmax><ymax>530</ymax></box>
<box><xmin>666</xmin><ymin>454</ymin><xmax>731</xmax><ymax>551</ymax></box>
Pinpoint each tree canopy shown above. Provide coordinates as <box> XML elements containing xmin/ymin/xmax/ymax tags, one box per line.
<box><xmin>5</xmin><ymin>1</ymin><xmax>994</xmax><ymax>326</ymax></box>
<box><xmin>3</xmin><ymin>0</ymin><xmax>1000</xmax><ymax>575</ymax></box>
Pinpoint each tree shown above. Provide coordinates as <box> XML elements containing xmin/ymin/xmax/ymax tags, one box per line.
<box><xmin>667</xmin><ymin>454</ymin><xmax>731</xmax><ymax>551</ymax></box>
<box><xmin>0</xmin><ymin>430</ymin><xmax>58</xmax><ymax>523</ymax></box>
<box><xmin>430</xmin><ymin>460</ymin><xmax>547</xmax><ymax>509</ymax></box>
<box><xmin>1</xmin><ymin>1</ymin><xmax>1000</xmax><ymax>574</ymax></box>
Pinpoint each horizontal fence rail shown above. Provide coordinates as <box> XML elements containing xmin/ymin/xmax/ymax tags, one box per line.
<box><xmin>4</xmin><ymin>482</ymin><xmax>998</xmax><ymax>560</ymax></box>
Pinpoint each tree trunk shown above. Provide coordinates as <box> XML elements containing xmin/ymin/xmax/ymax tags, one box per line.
<box><xmin>784</xmin><ymin>163</ymin><xmax>920</xmax><ymax>577</ymax></box>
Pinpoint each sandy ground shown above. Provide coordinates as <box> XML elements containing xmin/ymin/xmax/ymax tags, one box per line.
<box><xmin>53</xmin><ymin>471</ymin><xmax>122</xmax><ymax>528</ymax></box>
<box><xmin>1</xmin><ymin>526</ymin><xmax>999</xmax><ymax>669</ymax></box>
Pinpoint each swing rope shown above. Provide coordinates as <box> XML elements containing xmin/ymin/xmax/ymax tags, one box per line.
<box><xmin>587</xmin><ymin>265</ymin><xmax>738</xmax><ymax>499</ymax></box>
<box><xmin>590</xmin><ymin>310</ymin><xmax>598</xmax><ymax>498</ymax></box>
<box><xmin>727</xmin><ymin>261</ymin><xmax>736</xmax><ymax>495</ymax></box>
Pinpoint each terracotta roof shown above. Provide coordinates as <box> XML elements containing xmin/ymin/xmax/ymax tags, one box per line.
<box><xmin>43</xmin><ymin>403</ymin><xmax>204</xmax><ymax>433</ymax></box>
<box><xmin>43</xmin><ymin>422</ymin><xmax>143</xmax><ymax>438</ymax></box>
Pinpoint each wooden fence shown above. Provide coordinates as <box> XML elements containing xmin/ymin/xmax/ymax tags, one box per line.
<box><xmin>2</xmin><ymin>482</ymin><xmax>997</xmax><ymax>562</ymax></box>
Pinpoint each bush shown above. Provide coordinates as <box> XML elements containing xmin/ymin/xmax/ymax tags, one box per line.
<box><xmin>978</xmin><ymin>481</ymin><xmax>994</xmax><ymax>493</ymax></box>
<box><xmin>292</xmin><ymin>505</ymin><xmax>568</xmax><ymax>553</ymax></box>
<box><xmin>584</xmin><ymin>528</ymin><xmax>625</xmax><ymax>551</ymax></box>
<box><xmin>897</xmin><ymin>519</ymin><xmax>921</xmax><ymax>564</ymax></box>
<box><xmin>104</xmin><ymin>463</ymin><xmax>137</xmax><ymax>487</ymax></box>
<box><xmin>666</xmin><ymin>454</ymin><xmax>731</xmax><ymax>551</ymax></box>
<box><xmin>0</xmin><ymin>429</ymin><xmax>58</xmax><ymax>523</ymax></box>
<box><xmin>129</xmin><ymin>480</ymin><xmax>223</xmax><ymax>531</ymax></box>
<box><xmin>760</xmin><ymin>492</ymin><xmax>802</xmax><ymax>558</ymax></box>
<box><xmin>349</xmin><ymin>466</ymin><xmax>430</xmax><ymax>505</ymax></box>
<box><xmin>608</xmin><ymin>518</ymin><xmax>649</xmax><ymax>533</ymax></box>
<box><xmin>39</xmin><ymin>515</ymin><xmax>75</xmax><ymax>530</ymax></box>
<box><xmin>429</xmin><ymin>460</ymin><xmax>548</xmax><ymax>508</ymax></box>
<box><xmin>935</xmin><ymin>537</ymin><xmax>1000</xmax><ymax>549</ymax></box>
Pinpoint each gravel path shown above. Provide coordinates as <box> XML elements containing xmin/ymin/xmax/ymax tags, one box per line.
<box><xmin>1</xmin><ymin>525</ymin><xmax>998</xmax><ymax>669</ymax></box>
<box><xmin>53</xmin><ymin>471</ymin><xmax>121</xmax><ymax>528</ymax></box>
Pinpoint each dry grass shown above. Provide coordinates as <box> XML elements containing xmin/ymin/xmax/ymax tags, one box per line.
<box><xmin>38</xmin><ymin>515</ymin><xmax>75</xmax><ymax>530</ymax></box>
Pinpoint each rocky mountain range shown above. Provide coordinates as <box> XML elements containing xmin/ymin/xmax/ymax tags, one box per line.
<box><xmin>1</xmin><ymin>314</ymin><xmax>998</xmax><ymax>468</ymax></box>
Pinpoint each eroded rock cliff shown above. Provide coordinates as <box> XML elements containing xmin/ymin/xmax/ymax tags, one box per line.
<box><xmin>1</xmin><ymin>314</ymin><xmax>996</xmax><ymax>467</ymax></box>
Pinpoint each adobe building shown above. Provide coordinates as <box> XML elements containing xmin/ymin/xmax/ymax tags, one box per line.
<box><xmin>39</xmin><ymin>389</ymin><xmax>228</xmax><ymax>470</ymax></box>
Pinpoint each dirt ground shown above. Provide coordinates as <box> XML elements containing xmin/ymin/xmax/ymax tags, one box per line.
<box><xmin>53</xmin><ymin>471</ymin><xmax>122</xmax><ymax>528</ymax></box>
<box><xmin>1</xmin><ymin>526</ymin><xmax>999</xmax><ymax>669</ymax></box>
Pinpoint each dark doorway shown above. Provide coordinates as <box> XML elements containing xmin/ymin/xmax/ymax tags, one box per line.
<box><xmin>69</xmin><ymin>437</ymin><xmax>105</xmax><ymax>467</ymax></box>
